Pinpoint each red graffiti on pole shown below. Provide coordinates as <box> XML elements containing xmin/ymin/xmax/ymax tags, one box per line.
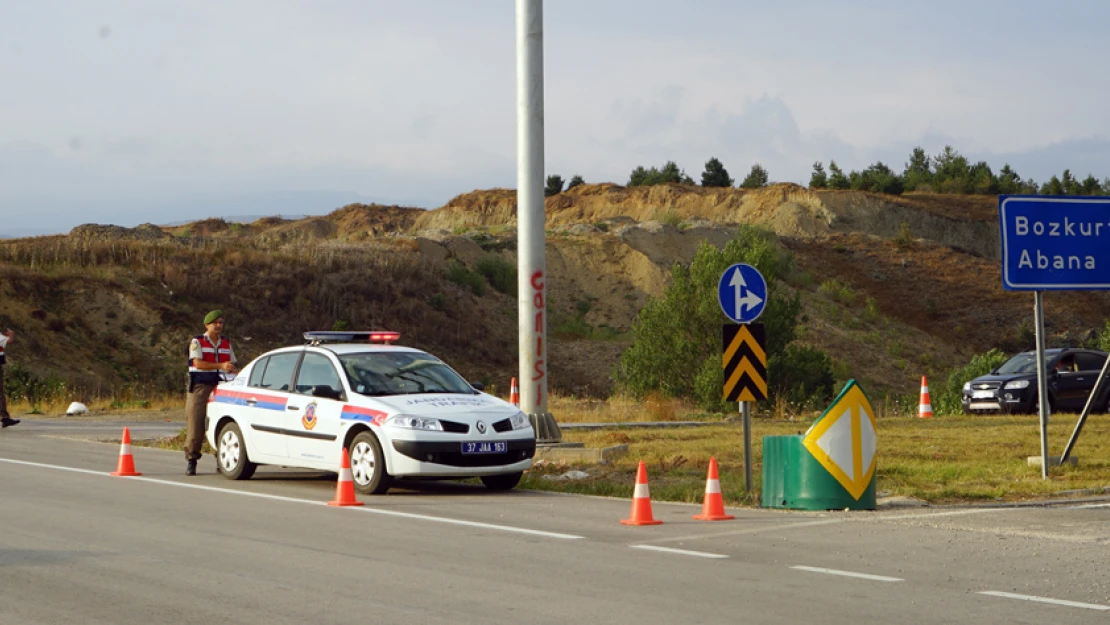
<box><xmin>530</xmin><ymin>270</ymin><xmax>546</xmax><ymax>409</ymax></box>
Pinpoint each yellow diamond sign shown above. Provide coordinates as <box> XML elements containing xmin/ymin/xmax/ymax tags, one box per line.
<box><xmin>802</xmin><ymin>380</ymin><xmax>876</xmax><ymax>500</ymax></box>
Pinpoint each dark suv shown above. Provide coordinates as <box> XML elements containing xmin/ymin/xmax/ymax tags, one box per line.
<box><xmin>962</xmin><ymin>347</ymin><xmax>1110</xmax><ymax>414</ymax></box>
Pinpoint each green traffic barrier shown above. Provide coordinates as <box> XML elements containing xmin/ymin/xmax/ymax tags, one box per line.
<box><xmin>762</xmin><ymin>379</ymin><xmax>877</xmax><ymax>511</ymax></box>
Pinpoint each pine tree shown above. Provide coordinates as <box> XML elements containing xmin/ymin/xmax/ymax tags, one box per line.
<box><xmin>827</xmin><ymin>161</ymin><xmax>849</xmax><ymax>190</ymax></box>
<box><xmin>740</xmin><ymin>164</ymin><xmax>769</xmax><ymax>189</ymax></box>
<box><xmin>809</xmin><ymin>162</ymin><xmax>828</xmax><ymax>189</ymax></box>
<box><xmin>700</xmin><ymin>157</ymin><xmax>734</xmax><ymax>187</ymax></box>
<box><xmin>544</xmin><ymin>174</ymin><xmax>565</xmax><ymax>197</ymax></box>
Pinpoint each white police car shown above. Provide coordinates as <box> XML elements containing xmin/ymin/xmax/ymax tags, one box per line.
<box><xmin>205</xmin><ymin>331</ymin><xmax>535</xmax><ymax>494</ymax></box>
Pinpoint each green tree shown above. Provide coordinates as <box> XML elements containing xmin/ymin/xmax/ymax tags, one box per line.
<box><xmin>809</xmin><ymin>162</ymin><xmax>828</xmax><ymax>189</ymax></box>
<box><xmin>1081</xmin><ymin>174</ymin><xmax>1101</xmax><ymax>195</ymax></box>
<box><xmin>700</xmin><ymin>157</ymin><xmax>734</xmax><ymax>187</ymax></box>
<box><xmin>849</xmin><ymin>162</ymin><xmax>904</xmax><ymax>195</ymax></box>
<box><xmin>614</xmin><ymin>225</ymin><xmax>833</xmax><ymax>411</ymax></box>
<box><xmin>827</xmin><ymin>160</ymin><xmax>850</xmax><ymax>189</ymax></box>
<box><xmin>902</xmin><ymin>147</ymin><xmax>932</xmax><ymax>191</ymax></box>
<box><xmin>740</xmin><ymin>163</ymin><xmax>769</xmax><ymax>189</ymax></box>
<box><xmin>566</xmin><ymin>174</ymin><xmax>585</xmax><ymax>190</ymax></box>
<box><xmin>997</xmin><ymin>164</ymin><xmax>1023</xmax><ymax>194</ymax></box>
<box><xmin>1041</xmin><ymin>175</ymin><xmax>1064</xmax><ymax>195</ymax></box>
<box><xmin>1061</xmin><ymin>169</ymin><xmax>1081</xmax><ymax>195</ymax></box>
<box><xmin>968</xmin><ymin>161</ymin><xmax>999</xmax><ymax>195</ymax></box>
<box><xmin>544</xmin><ymin>174</ymin><xmax>565</xmax><ymax>197</ymax></box>
<box><xmin>628</xmin><ymin>161</ymin><xmax>694</xmax><ymax>186</ymax></box>
<box><xmin>932</xmin><ymin>145</ymin><xmax>971</xmax><ymax>193</ymax></box>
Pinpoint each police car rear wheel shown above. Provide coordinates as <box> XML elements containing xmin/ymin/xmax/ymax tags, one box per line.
<box><xmin>480</xmin><ymin>471</ymin><xmax>522</xmax><ymax>491</ymax></box>
<box><xmin>218</xmin><ymin>422</ymin><xmax>256</xmax><ymax>480</ymax></box>
<box><xmin>350</xmin><ymin>431</ymin><xmax>391</xmax><ymax>495</ymax></box>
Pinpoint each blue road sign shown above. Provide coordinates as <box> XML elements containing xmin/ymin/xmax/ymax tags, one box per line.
<box><xmin>718</xmin><ymin>263</ymin><xmax>767</xmax><ymax>323</ymax></box>
<box><xmin>999</xmin><ymin>196</ymin><xmax>1110</xmax><ymax>290</ymax></box>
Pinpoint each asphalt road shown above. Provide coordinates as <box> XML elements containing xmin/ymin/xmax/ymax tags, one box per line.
<box><xmin>1</xmin><ymin>423</ymin><xmax>1108</xmax><ymax>624</ymax></box>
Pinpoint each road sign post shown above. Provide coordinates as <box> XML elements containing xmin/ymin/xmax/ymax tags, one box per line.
<box><xmin>719</xmin><ymin>263</ymin><xmax>768</xmax><ymax>494</ymax></box>
<box><xmin>1000</xmin><ymin>196</ymin><xmax>1110</xmax><ymax>477</ymax></box>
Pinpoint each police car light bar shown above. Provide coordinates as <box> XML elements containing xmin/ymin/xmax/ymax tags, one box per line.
<box><xmin>304</xmin><ymin>331</ymin><xmax>402</xmax><ymax>345</ymax></box>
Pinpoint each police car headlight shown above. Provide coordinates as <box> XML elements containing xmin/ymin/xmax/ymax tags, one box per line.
<box><xmin>386</xmin><ymin>415</ymin><xmax>443</xmax><ymax>431</ymax></box>
<box><xmin>509</xmin><ymin>411</ymin><xmax>530</xmax><ymax>430</ymax></box>
<box><xmin>1004</xmin><ymin>380</ymin><xmax>1030</xmax><ymax>390</ymax></box>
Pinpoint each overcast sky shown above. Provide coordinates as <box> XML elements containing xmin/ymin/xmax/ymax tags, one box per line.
<box><xmin>3</xmin><ymin>0</ymin><xmax>1109</xmax><ymax>236</ymax></box>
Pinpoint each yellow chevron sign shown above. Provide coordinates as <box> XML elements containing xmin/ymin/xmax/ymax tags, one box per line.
<box><xmin>723</xmin><ymin>323</ymin><xmax>767</xmax><ymax>402</ymax></box>
<box><xmin>802</xmin><ymin>380</ymin><xmax>877</xmax><ymax>500</ymax></box>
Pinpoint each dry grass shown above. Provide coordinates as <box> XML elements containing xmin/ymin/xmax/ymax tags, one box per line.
<box><xmin>7</xmin><ymin>394</ymin><xmax>182</xmax><ymax>417</ymax></box>
<box><xmin>527</xmin><ymin>406</ymin><xmax>1110</xmax><ymax>505</ymax></box>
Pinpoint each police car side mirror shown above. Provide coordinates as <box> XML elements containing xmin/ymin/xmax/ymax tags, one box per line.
<box><xmin>470</xmin><ymin>382</ymin><xmax>485</xmax><ymax>392</ymax></box>
<box><xmin>312</xmin><ymin>385</ymin><xmax>344</xmax><ymax>401</ymax></box>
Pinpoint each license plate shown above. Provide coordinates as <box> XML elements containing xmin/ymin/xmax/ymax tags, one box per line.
<box><xmin>972</xmin><ymin>390</ymin><xmax>995</xmax><ymax>398</ymax></box>
<box><xmin>461</xmin><ymin>441</ymin><xmax>507</xmax><ymax>454</ymax></box>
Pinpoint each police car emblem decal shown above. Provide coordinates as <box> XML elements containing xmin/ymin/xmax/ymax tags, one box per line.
<box><xmin>476</xmin><ymin>420</ymin><xmax>486</xmax><ymax>433</ymax></box>
<box><xmin>302</xmin><ymin>401</ymin><xmax>318</xmax><ymax>430</ymax></box>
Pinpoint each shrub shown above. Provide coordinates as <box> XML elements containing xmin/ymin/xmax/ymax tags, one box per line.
<box><xmin>4</xmin><ymin>365</ymin><xmax>66</xmax><ymax>412</ymax></box>
<box><xmin>566</xmin><ymin>174</ymin><xmax>585</xmax><ymax>190</ymax></box>
<box><xmin>615</xmin><ymin>225</ymin><xmax>833</xmax><ymax>411</ymax></box>
<box><xmin>445</xmin><ymin>262</ymin><xmax>485</xmax><ymax>296</ymax></box>
<box><xmin>475</xmin><ymin>255</ymin><xmax>516</xmax><ymax>296</ymax></box>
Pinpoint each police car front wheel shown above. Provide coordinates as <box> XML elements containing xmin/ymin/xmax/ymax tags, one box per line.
<box><xmin>217</xmin><ymin>422</ymin><xmax>257</xmax><ymax>480</ymax></box>
<box><xmin>349</xmin><ymin>431</ymin><xmax>392</xmax><ymax>495</ymax></box>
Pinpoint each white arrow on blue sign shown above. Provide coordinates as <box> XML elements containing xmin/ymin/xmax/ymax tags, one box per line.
<box><xmin>718</xmin><ymin>263</ymin><xmax>767</xmax><ymax>323</ymax></box>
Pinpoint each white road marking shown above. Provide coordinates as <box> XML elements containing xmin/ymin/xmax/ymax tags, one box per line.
<box><xmin>791</xmin><ymin>566</ymin><xmax>903</xmax><ymax>582</ymax></box>
<box><xmin>630</xmin><ymin>545</ymin><xmax>728</xmax><ymax>559</ymax></box>
<box><xmin>979</xmin><ymin>591</ymin><xmax>1109</xmax><ymax>611</ymax></box>
<box><xmin>0</xmin><ymin>457</ymin><xmax>585</xmax><ymax>541</ymax></box>
<box><xmin>1064</xmin><ymin>503</ymin><xmax>1110</xmax><ymax>510</ymax></box>
<box><xmin>648</xmin><ymin>519</ymin><xmax>843</xmax><ymax>544</ymax></box>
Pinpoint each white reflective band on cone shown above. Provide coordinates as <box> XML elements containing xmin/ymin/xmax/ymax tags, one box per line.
<box><xmin>120</xmin><ymin>444</ymin><xmax>132</xmax><ymax>454</ymax></box>
<box><xmin>705</xmin><ymin>479</ymin><xmax>721</xmax><ymax>494</ymax></box>
<box><xmin>339</xmin><ymin>468</ymin><xmax>352</xmax><ymax>482</ymax></box>
<box><xmin>634</xmin><ymin>482</ymin><xmax>650</xmax><ymax>498</ymax></box>
<box><xmin>920</xmin><ymin>403</ymin><xmax>932</xmax><ymax>410</ymax></box>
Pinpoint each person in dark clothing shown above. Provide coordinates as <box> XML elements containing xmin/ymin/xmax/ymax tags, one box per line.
<box><xmin>0</xmin><ymin>329</ymin><xmax>20</xmax><ymax>428</ymax></box>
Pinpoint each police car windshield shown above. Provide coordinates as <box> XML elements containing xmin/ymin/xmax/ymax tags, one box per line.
<box><xmin>339</xmin><ymin>352</ymin><xmax>477</xmax><ymax>396</ymax></box>
<box><xmin>996</xmin><ymin>353</ymin><xmax>1053</xmax><ymax>375</ymax></box>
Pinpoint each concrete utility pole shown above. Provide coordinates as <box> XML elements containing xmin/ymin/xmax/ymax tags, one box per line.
<box><xmin>516</xmin><ymin>0</ymin><xmax>561</xmax><ymax>443</ymax></box>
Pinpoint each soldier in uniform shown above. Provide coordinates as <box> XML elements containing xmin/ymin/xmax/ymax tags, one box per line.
<box><xmin>185</xmin><ymin>310</ymin><xmax>237</xmax><ymax>475</ymax></box>
<box><xmin>0</xmin><ymin>328</ymin><xmax>19</xmax><ymax>428</ymax></box>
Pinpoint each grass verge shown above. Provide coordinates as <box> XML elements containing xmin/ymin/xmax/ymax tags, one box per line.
<box><xmin>524</xmin><ymin>414</ymin><xmax>1110</xmax><ymax>505</ymax></box>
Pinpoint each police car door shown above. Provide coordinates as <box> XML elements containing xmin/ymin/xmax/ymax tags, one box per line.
<box><xmin>243</xmin><ymin>351</ymin><xmax>302</xmax><ymax>460</ymax></box>
<box><xmin>287</xmin><ymin>352</ymin><xmax>345</xmax><ymax>465</ymax></box>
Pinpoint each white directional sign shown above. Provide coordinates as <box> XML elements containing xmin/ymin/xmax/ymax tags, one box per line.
<box><xmin>801</xmin><ymin>381</ymin><xmax>876</xmax><ymax>500</ymax></box>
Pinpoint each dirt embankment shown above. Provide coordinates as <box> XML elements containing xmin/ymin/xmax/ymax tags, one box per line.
<box><xmin>411</xmin><ymin>184</ymin><xmax>1002</xmax><ymax>258</ymax></box>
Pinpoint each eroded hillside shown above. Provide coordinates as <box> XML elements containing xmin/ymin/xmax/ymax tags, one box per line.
<box><xmin>2</xmin><ymin>184</ymin><xmax>1104</xmax><ymax>404</ymax></box>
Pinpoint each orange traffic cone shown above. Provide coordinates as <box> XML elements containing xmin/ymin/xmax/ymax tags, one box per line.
<box><xmin>509</xmin><ymin>377</ymin><xmax>519</xmax><ymax>407</ymax></box>
<box><xmin>621</xmin><ymin>461</ymin><xmax>663</xmax><ymax>526</ymax></box>
<box><xmin>110</xmin><ymin>427</ymin><xmax>142</xmax><ymax>476</ymax></box>
<box><xmin>327</xmin><ymin>448</ymin><xmax>364</xmax><ymax>507</ymax></box>
<box><xmin>693</xmin><ymin>457</ymin><xmax>734</xmax><ymax>521</ymax></box>
<box><xmin>919</xmin><ymin>376</ymin><xmax>933</xmax><ymax>419</ymax></box>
